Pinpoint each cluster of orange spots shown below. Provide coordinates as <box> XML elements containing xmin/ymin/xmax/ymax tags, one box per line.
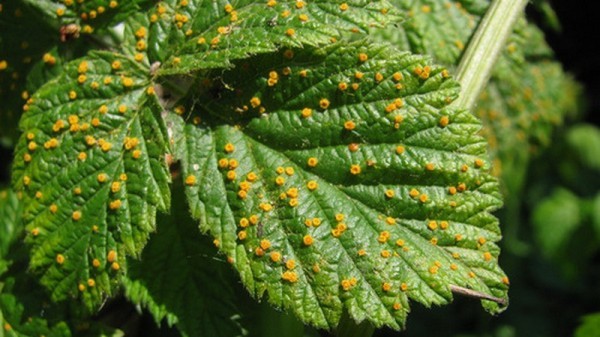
<box><xmin>226</xmin><ymin>170</ymin><xmax>236</xmax><ymax>180</ymax></box>
<box><xmin>378</xmin><ymin>230</ymin><xmax>390</xmax><ymax>243</ymax></box>
<box><xmin>282</xmin><ymin>270</ymin><xmax>298</xmax><ymax>283</ymax></box>
<box><xmin>306</xmin><ymin>157</ymin><xmax>319</xmax><ymax>168</ymax></box>
<box><xmin>380</xmin><ymin>250</ymin><xmax>392</xmax><ymax>258</ymax></box>
<box><xmin>286</xmin><ymin>259</ymin><xmax>296</xmax><ymax>270</ymax></box>
<box><xmin>358</xmin><ymin>53</ymin><xmax>368</xmax><ymax>62</ymax></box>
<box><xmin>379</xmin><ymin>282</ymin><xmax>392</xmax><ymax>293</ymax></box>
<box><xmin>430</xmin><ymin>237</ymin><xmax>438</xmax><ymax>245</ymax></box>
<box><xmin>304</xmin><ymin>217</ymin><xmax>322</xmax><ymax>227</ymax></box>
<box><xmin>385</xmin><ymin>217</ymin><xmax>395</xmax><ymax>225</ymax></box>
<box><xmin>339</xmin><ymin>3</ymin><xmax>349</xmax><ymax>11</ymax></box>
<box><xmin>343</xmin><ymin>120</ymin><xmax>356</xmax><ymax>131</ymax></box>
<box><xmin>341</xmin><ymin>277</ymin><xmax>357</xmax><ymax>291</ymax></box>
<box><xmin>419</xmin><ymin>194</ymin><xmax>429</xmax><ymax>203</ymax></box>
<box><xmin>502</xmin><ymin>276</ymin><xmax>510</xmax><ymax>285</ymax></box>
<box><xmin>483</xmin><ymin>252</ymin><xmax>493</xmax><ymax>261</ymax></box>
<box><xmin>73</xmin><ymin>187</ymin><xmax>82</xmax><ymax>195</ymax></box>
<box><xmin>109</xmin><ymin>199</ymin><xmax>122</xmax><ymax>210</ymax></box>
<box><xmin>478</xmin><ymin>237</ymin><xmax>487</xmax><ymax>245</ymax></box>
<box><xmin>259</xmin><ymin>202</ymin><xmax>273</xmax><ymax>212</ymax></box>
<box><xmin>123</xmin><ymin>137</ymin><xmax>139</xmax><ymax>150</ymax></box>
<box><xmin>237</xmin><ymin>230</ymin><xmax>247</xmax><ymax>240</ymax></box>
<box><xmin>306</xmin><ymin>180</ymin><xmax>318</xmax><ymax>191</ymax></box>
<box><xmin>43</xmin><ymin>138</ymin><xmax>59</xmax><ymax>150</ymax></box>
<box><xmin>23</xmin><ymin>175</ymin><xmax>31</xmax><ymax>186</ymax></box>
<box><xmin>174</xmin><ymin>12</ymin><xmax>189</xmax><ymax>28</ymax></box>
<box><xmin>374</xmin><ymin>72</ymin><xmax>384</xmax><ymax>83</ymax></box>
<box><xmin>331</xmin><ymin>222</ymin><xmax>347</xmax><ymax>238</ymax></box>
<box><xmin>285</xmin><ymin>28</ymin><xmax>295</xmax><ymax>37</ymax></box>
<box><xmin>270</xmin><ymin>251</ymin><xmax>281</xmax><ymax>262</ymax></box>
<box><xmin>297</xmin><ymin>107</ymin><xmax>312</xmax><ymax>119</ymax></box>
<box><xmin>49</xmin><ymin>204</ymin><xmax>58</xmax><ymax>214</ymax></box>
<box><xmin>425</xmin><ymin>162</ymin><xmax>435</xmax><ymax>171</ymax></box>
<box><xmin>349</xmin><ymin>164</ymin><xmax>361</xmax><ymax>175</ymax></box>
<box><xmin>56</xmin><ymin>254</ymin><xmax>65</xmax><ymax>264</ymax></box>
<box><xmin>457</xmin><ymin>183</ymin><xmax>467</xmax><ymax>192</ymax></box>
<box><xmin>357</xmin><ymin>249</ymin><xmax>367</xmax><ymax>256</ymax></box>
<box><xmin>31</xmin><ymin>227</ymin><xmax>40</xmax><ymax>236</ymax></box>
<box><xmin>384</xmin><ymin>189</ymin><xmax>394</xmax><ymax>198</ymax></box>
<box><xmin>385</xmin><ymin>98</ymin><xmax>404</xmax><ymax>113</ymax></box>
<box><xmin>439</xmin><ymin>115</ymin><xmax>450</xmax><ymax>127</ymax></box>
<box><xmin>72</xmin><ymin>210</ymin><xmax>82</xmax><ymax>221</ymax></box>
<box><xmin>460</xmin><ymin>164</ymin><xmax>469</xmax><ymax>173</ymax></box>
<box><xmin>428</xmin><ymin>221</ymin><xmax>438</xmax><ymax>231</ymax></box>
<box><xmin>43</xmin><ymin>53</ymin><xmax>56</xmax><ymax>66</ymax></box>
<box><xmin>474</xmin><ymin>158</ymin><xmax>484</xmax><ymax>168</ymax></box>
<box><xmin>395</xmin><ymin>145</ymin><xmax>405</xmax><ymax>155</ymax></box>
<box><xmin>409</xmin><ymin>188</ymin><xmax>420</xmax><ymax>198</ymax></box>
<box><xmin>414</xmin><ymin>65</ymin><xmax>431</xmax><ymax>80</ymax></box>
<box><xmin>98</xmin><ymin>139</ymin><xmax>112</xmax><ymax>152</ymax></box>
<box><xmin>295</xmin><ymin>0</ymin><xmax>305</xmax><ymax>9</ymax></box>
<box><xmin>319</xmin><ymin>98</ymin><xmax>330</xmax><ymax>110</ymax></box>
<box><xmin>267</xmin><ymin>0</ymin><xmax>277</xmax><ymax>7</ymax></box>
<box><xmin>118</xmin><ymin>104</ymin><xmax>127</xmax><ymax>114</ymax></box>
<box><xmin>298</xmin><ymin>14</ymin><xmax>308</xmax><ymax>22</ymax></box>
<box><xmin>267</xmin><ymin>70</ymin><xmax>279</xmax><ymax>86</ymax></box>
<box><xmin>337</xmin><ymin>81</ymin><xmax>348</xmax><ymax>91</ymax></box>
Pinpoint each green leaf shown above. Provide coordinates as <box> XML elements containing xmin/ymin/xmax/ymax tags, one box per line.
<box><xmin>11</xmin><ymin>51</ymin><xmax>171</xmax><ymax>309</ymax></box>
<box><xmin>175</xmin><ymin>40</ymin><xmax>507</xmax><ymax>330</ymax></box>
<box><xmin>0</xmin><ymin>190</ymin><xmax>23</xmax><ymax>258</ymax></box>
<box><xmin>123</xmin><ymin>187</ymin><xmax>245</xmax><ymax>337</ymax></box>
<box><xmin>531</xmin><ymin>188</ymin><xmax>581</xmax><ymax>257</ymax></box>
<box><xmin>137</xmin><ymin>0</ymin><xmax>402</xmax><ymax>74</ymax></box>
<box><xmin>566</xmin><ymin>124</ymin><xmax>600</xmax><ymax>171</ymax></box>
<box><xmin>574</xmin><ymin>312</ymin><xmax>600</xmax><ymax>337</ymax></box>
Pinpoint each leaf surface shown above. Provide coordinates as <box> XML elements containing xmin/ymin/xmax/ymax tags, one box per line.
<box><xmin>11</xmin><ymin>51</ymin><xmax>170</xmax><ymax>308</ymax></box>
<box><xmin>174</xmin><ymin>40</ymin><xmax>507</xmax><ymax>329</ymax></box>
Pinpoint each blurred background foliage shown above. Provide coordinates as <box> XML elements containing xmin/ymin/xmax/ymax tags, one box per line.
<box><xmin>1</xmin><ymin>0</ymin><xmax>599</xmax><ymax>336</ymax></box>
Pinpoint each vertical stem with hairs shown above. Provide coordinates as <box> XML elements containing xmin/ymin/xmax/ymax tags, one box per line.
<box><xmin>454</xmin><ymin>0</ymin><xmax>529</xmax><ymax>111</ymax></box>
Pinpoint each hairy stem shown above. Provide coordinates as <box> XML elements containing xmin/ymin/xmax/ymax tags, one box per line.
<box><xmin>454</xmin><ymin>0</ymin><xmax>528</xmax><ymax>110</ymax></box>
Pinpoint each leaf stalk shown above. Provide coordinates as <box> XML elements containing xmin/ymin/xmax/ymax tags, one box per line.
<box><xmin>454</xmin><ymin>0</ymin><xmax>529</xmax><ymax>111</ymax></box>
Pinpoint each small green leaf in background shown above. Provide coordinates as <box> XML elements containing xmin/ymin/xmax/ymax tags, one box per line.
<box><xmin>11</xmin><ymin>51</ymin><xmax>170</xmax><ymax>309</ymax></box>
<box><xmin>532</xmin><ymin>188</ymin><xmax>581</xmax><ymax>257</ymax></box>
<box><xmin>566</xmin><ymin>124</ymin><xmax>600</xmax><ymax>171</ymax></box>
<box><xmin>124</xmin><ymin>187</ymin><xmax>245</xmax><ymax>337</ymax></box>
<box><xmin>574</xmin><ymin>312</ymin><xmax>600</xmax><ymax>337</ymax></box>
<box><xmin>174</xmin><ymin>39</ymin><xmax>507</xmax><ymax>330</ymax></box>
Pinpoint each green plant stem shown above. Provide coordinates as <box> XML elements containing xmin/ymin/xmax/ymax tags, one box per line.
<box><xmin>454</xmin><ymin>0</ymin><xmax>528</xmax><ymax>111</ymax></box>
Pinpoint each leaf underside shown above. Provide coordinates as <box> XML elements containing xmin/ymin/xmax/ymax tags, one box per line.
<box><xmin>174</xmin><ymin>40</ymin><xmax>507</xmax><ymax>329</ymax></box>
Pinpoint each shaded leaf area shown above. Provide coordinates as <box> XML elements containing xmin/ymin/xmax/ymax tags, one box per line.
<box><xmin>123</xmin><ymin>185</ymin><xmax>245</xmax><ymax>337</ymax></box>
<box><xmin>172</xmin><ymin>40</ymin><xmax>507</xmax><ymax>330</ymax></box>
<box><xmin>378</xmin><ymin>0</ymin><xmax>580</xmax><ymax>188</ymax></box>
<box><xmin>0</xmin><ymin>190</ymin><xmax>22</xmax><ymax>257</ymax></box>
<box><xmin>0</xmin><ymin>1</ymin><xmax>61</xmax><ymax>146</ymax></box>
<box><xmin>11</xmin><ymin>51</ymin><xmax>171</xmax><ymax>309</ymax></box>
<box><xmin>134</xmin><ymin>0</ymin><xmax>402</xmax><ymax>74</ymax></box>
